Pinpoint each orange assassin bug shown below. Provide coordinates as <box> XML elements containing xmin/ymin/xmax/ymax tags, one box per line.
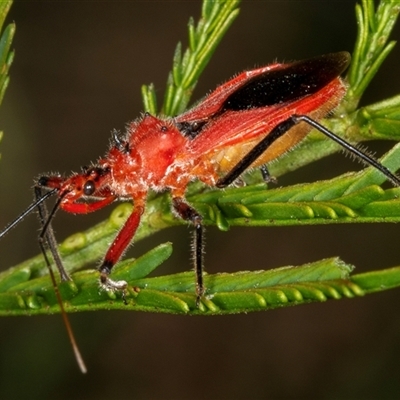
<box><xmin>1</xmin><ymin>52</ymin><xmax>399</xmax><ymax>372</ymax></box>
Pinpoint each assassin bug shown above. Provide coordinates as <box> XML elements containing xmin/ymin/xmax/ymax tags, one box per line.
<box><xmin>1</xmin><ymin>52</ymin><xmax>400</xmax><ymax>372</ymax></box>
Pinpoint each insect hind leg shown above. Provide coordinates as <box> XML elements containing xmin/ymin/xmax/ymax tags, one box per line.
<box><xmin>217</xmin><ymin>117</ymin><xmax>297</xmax><ymax>188</ymax></box>
<box><xmin>291</xmin><ymin>114</ymin><xmax>400</xmax><ymax>187</ymax></box>
<box><xmin>216</xmin><ymin>114</ymin><xmax>400</xmax><ymax>189</ymax></box>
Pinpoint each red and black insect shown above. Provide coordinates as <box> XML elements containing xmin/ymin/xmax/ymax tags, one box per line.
<box><xmin>1</xmin><ymin>52</ymin><xmax>399</xmax><ymax>371</ymax></box>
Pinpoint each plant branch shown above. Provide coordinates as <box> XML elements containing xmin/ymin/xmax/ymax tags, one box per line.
<box><xmin>2</xmin><ymin>0</ymin><xmax>400</xmax><ymax>316</ymax></box>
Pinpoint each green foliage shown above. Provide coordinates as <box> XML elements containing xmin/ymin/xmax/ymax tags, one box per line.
<box><xmin>141</xmin><ymin>0</ymin><xmax>240</xmax><ymax>116</ymax></box>
<box><xmin>3</xmin><ymin>247</ymin><xmax>400</xmax><ymax>315</ymax></box>
<box><xmin>0</xmin><ymin>0</ymin><xmax>15</xmax><ymax>158</ymax></box>
<box><xmin>347</xmin><ymin>0</ymin><xmax>399</xmax><ymax>104</ymax></box>
<box><xmin>268</xmin><ymin>0</ymin><xmax>400</xmax><ymax>178</ymax></box>
<box><xmin>2</xmin><ymin>0</ymin><xmax>400</xmax><ymax>316</ymax></box>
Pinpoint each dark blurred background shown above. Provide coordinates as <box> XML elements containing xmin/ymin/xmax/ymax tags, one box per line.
<box><xmin>0</xmin><ymin>1</ymin><xmax>400</xmax><ymax>399</ymax></box>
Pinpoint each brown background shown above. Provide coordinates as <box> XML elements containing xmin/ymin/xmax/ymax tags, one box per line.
<box><xmin>1</xmin><ymin>1</ymin><xmax>400</xmax><ymax>399</ymax></box>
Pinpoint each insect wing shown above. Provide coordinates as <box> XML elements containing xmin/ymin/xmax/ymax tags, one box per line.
<box><xmin>182</xmin><ymin>53</ymin><xmax>350</xmax><ymax>167</ymax></box>
<box><xmin>176</xmin><ymin>64</ymin><xmax>281</xmax><ymax>122</ymax></box>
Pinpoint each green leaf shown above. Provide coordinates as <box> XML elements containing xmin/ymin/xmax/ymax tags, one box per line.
<box><xmin>142</xmin><ymin>0</ymin><xmax>241</xmax><ymax>116</ymax></box>
<box><xmin>347</xmin><ymin>0</ymin><xmax>399</xmax><ymax>105</ymax></box>
<box><xmin>3</xmin><ymin>255</ymin><xmax>400</xmax><ymax>316</ymax></box>
<box><xmin>268</xmin><ymin>0</ymin><xmax>400</xmax><ymax>179</ymax></box>
<box><xmin>0</xmin><ymin>0</ymin><xmax>14</xmax><ymax>157</ymax></box>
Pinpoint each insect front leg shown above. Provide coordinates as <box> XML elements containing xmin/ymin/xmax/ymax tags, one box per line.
<box><xmin>172</xmin><ymin>197</ymin><xmax>204</xmax><ymax>305</ymax></box>
<box><xmin>34</xmin><ymin>186</ymin><xmax>88</xmax><ymax>373</ymax></box>
<box><xmin>34</xmin><ymin>186</ymin><xmax>71</xmax><ymax>281</ymax></box>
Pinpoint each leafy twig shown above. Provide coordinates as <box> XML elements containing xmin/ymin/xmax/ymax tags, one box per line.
<box><xmin>0</xmin><ymin>0</ymin><xmax>15</xmax><ymax>157</ymax></box>
<box><xmin>142</xmin><ymin>0</ymin><xmax>240</xmax><ymax>116</ymax></box>
<box><xmin>2</xmin><ymin>0</ymin><xmax>400</xmax><ymax>316</ymax></box>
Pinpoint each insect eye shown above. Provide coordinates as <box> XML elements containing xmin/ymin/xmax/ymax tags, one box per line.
<box><xmin>83</xmin><ymin>180</ymin><xmax>96</xmax><ymax>196</ymax></box>
<box><xmin>38</xmin><ymin>176</ymin><xmax>49</xmax><ymax>187</ymax></box>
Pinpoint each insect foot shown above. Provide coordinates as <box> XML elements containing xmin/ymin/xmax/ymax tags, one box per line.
<box><xmin>99</xmin><ymin>265</ymin><xmax>128</xmax><ymax>304</ymax></box>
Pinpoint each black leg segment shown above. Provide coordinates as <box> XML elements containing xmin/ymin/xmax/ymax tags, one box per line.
<box><xmin>172</xmin><ymin>197</ymin><xmax>204</xmax><ymax>304</ymax></box>
<box><xmin>216</xmin><ymin>117</ymin><xmax>297</xmax><ymax>188</ymax></box>
<box><xmin>260</xmin><ymin>165</ymin><xmax>277</xmax><ymax>184</ymax></box>
<box><xmin>34</xmin><ymin>186</ymin><xmax>71</xmax><ymax>282</ymax></box>
<box><xmin>216</xmin><ymin>114</ymin><xmax>400</xmax><ymax>189</ymax></box>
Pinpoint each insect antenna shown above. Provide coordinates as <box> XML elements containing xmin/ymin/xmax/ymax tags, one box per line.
<box><xmin>0</xmin><ymin>188</ymin><xmax>57</xmax><ymax>239</ymax></box>
<box><xmin>34</xmin><ymin>186</ymin><xmax>87</xmax><ymax>374</ymax></box>
<box><xmin>0</xmin><ymin>187</ymin><xmax>87</xmax><ymax>372</ymax></box>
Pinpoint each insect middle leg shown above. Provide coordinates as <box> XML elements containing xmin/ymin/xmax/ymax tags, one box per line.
<box><xmin>172</xmin><ymin>197</ymin><xmax>204</xmax><ymax>305</ymax></box>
